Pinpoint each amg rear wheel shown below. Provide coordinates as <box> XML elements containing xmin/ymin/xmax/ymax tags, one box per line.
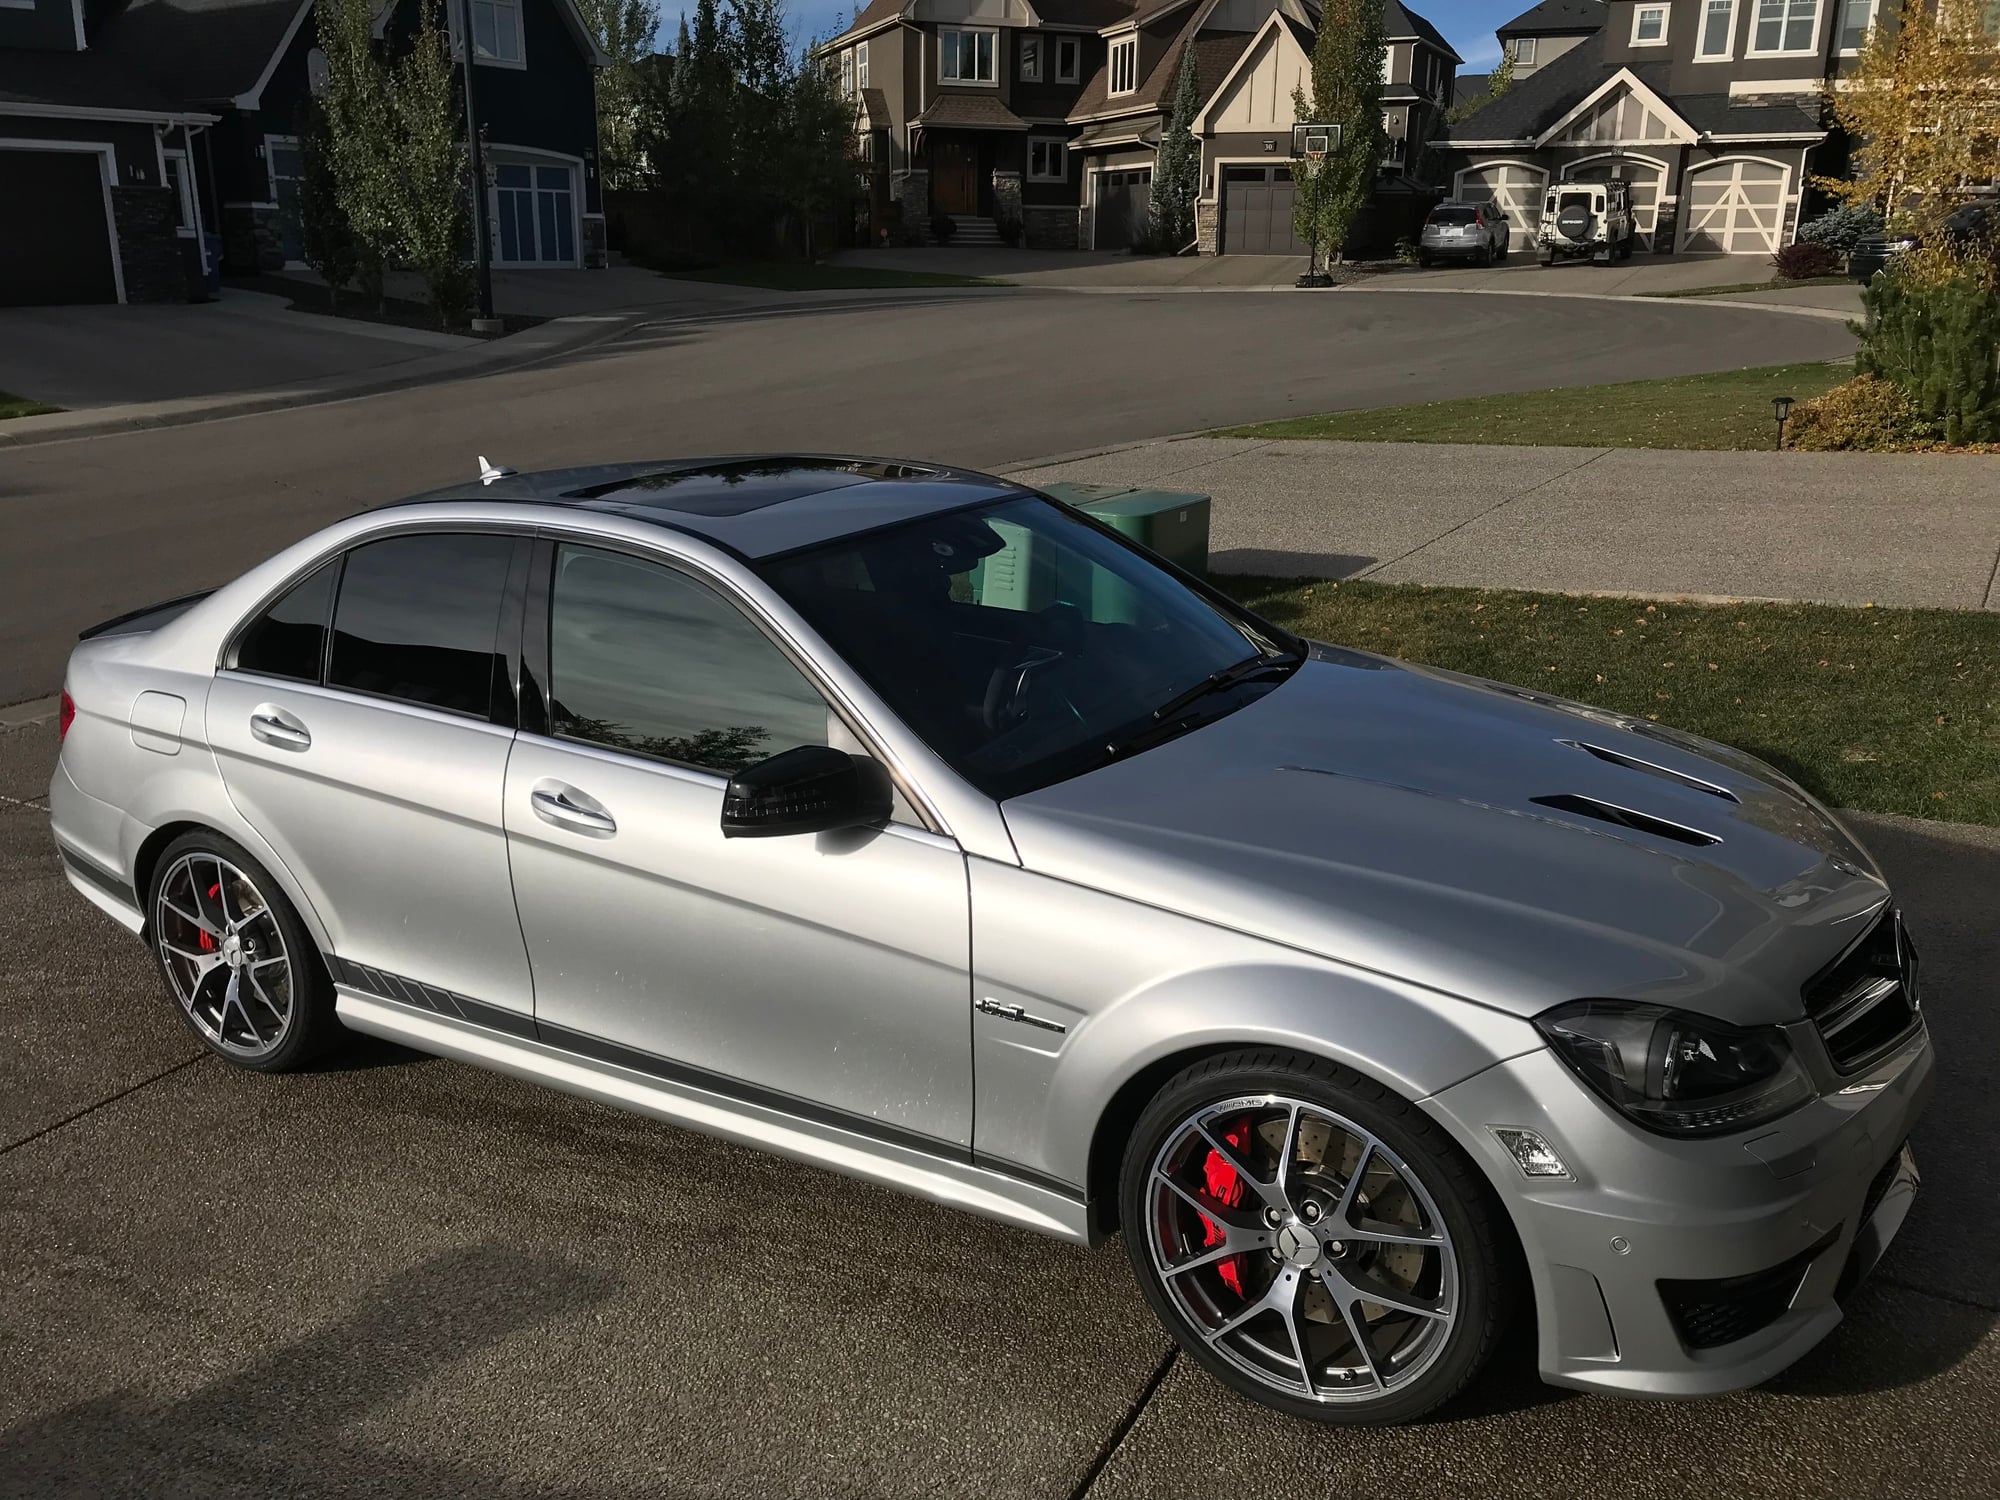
<box><xmin>147</xmin><ymin>831</ymin><xmax>340</xmax><ymax>1071</ymax></box>
<box><xmin>1120</xmin><ymin>1050</ymin><xmax>1514</xmax><ymax>1424</ymax></box>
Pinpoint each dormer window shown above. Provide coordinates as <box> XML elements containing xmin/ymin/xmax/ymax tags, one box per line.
<box><xmin>1055</xmin><ymin>36</ymin><xmax>1081</xmax><ymax>83</ymax></box>
<box><xmin>1510</xmin><ymin>36</ymin><xmax>1537</xmax><ymax>64</ymax></box>
<box><xmin>1631</xmin><ymin>4</ymin><xmax>1669</xmax><ymax>45</ymax></box>
<box><xmin>1109</xmin><ymin>36</ymin><xmax>1138</xmax><ymax>95</ymax></box>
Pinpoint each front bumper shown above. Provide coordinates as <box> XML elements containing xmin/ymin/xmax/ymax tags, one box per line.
<box><xmin>1426</xmin><ymin>1022</ymin><xmax>1933</xmax><ymax>1397</ymax></box>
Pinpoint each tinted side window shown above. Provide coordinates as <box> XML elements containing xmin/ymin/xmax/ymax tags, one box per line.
<box><xmin>547</xmin><ymin>545</ymin><xmax>827</xmax><ymax>774</ymax></box>
<box><xmin>233</xmin><ymin>561</ymin><xmax>336</xmax><ymax>683</ymax></box>
<box><xmin>327</xmin><ymin>533</ymin><xmax>514</xmax><ymax>716</ymax></box>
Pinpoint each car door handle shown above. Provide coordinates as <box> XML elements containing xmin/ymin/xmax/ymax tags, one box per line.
<box><xmin>531</xmin><ymin>783</ymin><xmax>617</xmax><ymax>837</ymax></box>
<box><xmin>249</xmin><ymin>707</ymin><xmax>311</xmax><ymax>752</ymax></box>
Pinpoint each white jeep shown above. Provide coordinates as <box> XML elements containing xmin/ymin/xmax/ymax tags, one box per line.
<box><xmin>1538</xmin><ymin>180</ymin><xmax>1636</xmax><ymax>265</ymax></box>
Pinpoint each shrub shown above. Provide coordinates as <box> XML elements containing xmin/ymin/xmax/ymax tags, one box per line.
<box><xmin>1796</xmin><ymin>204</ymin><xmax>1883</xmax><ymax>258</ymax></box>
<box><xmin>1394</xmin><ymin>234</ymin><xmax>1420</xmax><ymax>263</ymax></box>
<box><xmin>1855</xmin><ymin>260</ymin><xmax>2000</xmax><ymax>444</ymax></box>
<box><xmin>996</xmin><ymin>215</ymin><xmax>1023</xmax><ymax>248</ymax></box>
<box><xmin>1772</xmin><ymin>241</ymin><xmax>1842</xmax><ymax>280</ymax></box>
<box><xmin>1127</xmin><ymin>226</ymin><xmax>1158</xmax><ymax>255</ymax></box>
<box><xmin>928</xmin><ymin>212</ymin><xmax>957</xmax><ymax>245</ymax></box>
<box><xmin>1786</xmin><ymin>375</ymin><xmax>1942</xmax><ymax>451</ymax></box>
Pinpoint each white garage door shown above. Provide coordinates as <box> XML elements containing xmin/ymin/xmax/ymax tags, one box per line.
<box><xmin>1454</xmin><ymin>162</ymin><xmax>1545</xmax><ymax>251</ymax></box>
<box><xmin>1563</xmin><ymin>158</ymin><xmax>1665</xmax><ymax>250</ymax></box>
<box><xmin>1680</xmin><ymin>159</ymin><xmax>1788</xmax><ymax>254</ymax></box>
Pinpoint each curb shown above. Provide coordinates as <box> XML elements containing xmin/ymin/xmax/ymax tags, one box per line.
<box><xmin>1355</xmin><ymin>282</ymin><xmax>1858</xmax><ymax>322</ymax></box>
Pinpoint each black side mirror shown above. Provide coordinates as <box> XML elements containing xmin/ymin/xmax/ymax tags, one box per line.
<box><xmin>720</xmin><ymin>745</ymin><xmax>893</xmax><ymax>839</ymax></box>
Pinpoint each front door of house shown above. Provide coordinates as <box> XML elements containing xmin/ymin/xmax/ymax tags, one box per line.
<box><xmin>933</xmin><ymin>140</ymin><xmax>979</xmax><ymax>216</ymax></box>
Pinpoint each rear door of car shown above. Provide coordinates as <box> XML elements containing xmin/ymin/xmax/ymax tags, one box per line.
<box><xmin>500</xmin><ymin>536</ymin><xmax>974</xmax><ymax>1149</ymax></box>
<box><xmin>207</xmin><ymin>526</ymin><xmax>537</xmax><ymax>1028</ymax></box>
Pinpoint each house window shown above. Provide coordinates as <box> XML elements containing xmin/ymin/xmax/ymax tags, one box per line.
<box><xmin>1510</xmin><ymin>37</ymin><xmax>1537</xmax><ymax>64</ymax></box>
<box><xmin>1380</xmin><ymin>47</ymin><xmax>1393</xmax><ymax>83</ymax></box>
<box><xmin>1027</xmin><ymin>136</ymin><xmax>1067</xmax><ymax>181</ymax></box>
<box><xmin>162</xmin><ymin>150</ymin><xmax>195</xmax><ymax>233</ymax></box>
<box><xmin>857</xmin><ymin>40</ymin><xmax>869</xmax><ymax>89</ymax></box>
<box><xmin>1055</xmin><ymin>36</ymin><xmax>1080</xmax><ymax>83</ymax></box>
<box><xmin>1632</xmin><ymin>5</ymin><xmax>1669</xmax><ymax>44</ymax></box>
<box><xmin>840</xmin><ymin>48</ymin><xmax>855</xmax><ymax>98</ymax></box>
<box><xmin>1109</xmin><ymin>36</ymin><xmax>1137</xmax><ymax>95</ymax></box>
<box><xmin>1698</xmin><ymin>0</ymin><xmax>1737</xmax><ymax>56</ymax></box>
<box><xmin>473</xmin><ymin>0</ymin><xmax>523</xmax><ymax>65</ymax></box>
<box><xmin>940</xmin><ymin>27</ymin><xmax>997</xmax><ymax>84</ymax></box>
<box><xmin>1752</xmin><ymin>0</ymin><xmax>1819</xmax><ymax>53</ymax></box>
<box><xmin>1836</xmin><ymin>0</ymin><xmax>1876</xmax><ymax>51</ymax></box>
<box><xmin>1021</xmin><ymin>35</ymin><xmax>1043</xmax><ymax>82</ymax></box>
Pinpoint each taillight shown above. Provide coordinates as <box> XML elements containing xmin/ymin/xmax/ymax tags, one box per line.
<box><xmin>58</xmin><ymin>690</ymin><xmax>76</xmax><ymax>741</ymax></box>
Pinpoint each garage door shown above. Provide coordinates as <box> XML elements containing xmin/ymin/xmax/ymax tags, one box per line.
<box><xmin>1221</xmin><ymin>166</ymin><xmax>1308</xmax><ymax>255</ymax></box>
<box><xmin>1563</xmin><ymin>158</ymin><xmax>1665</xmax><ymax>250</ymax></box>
<box><xmin>1094</xmin><ymin>167</ymin><xmax>1152</xmax><ymax>250</ymax></box>
<box><xmin>1680</xmin><ymin>159</ymin><xmax>1788</xmax><ymax>254</ymax></box>
<box><xmin>1454</xmin><ymin>162</ymin><xmax>1544</xmax><ymax>252</ymax></box>
<box><xmin>0</xmin><ymin>148</ymin><xmax>119</xmax><ymax>306</ymax></box>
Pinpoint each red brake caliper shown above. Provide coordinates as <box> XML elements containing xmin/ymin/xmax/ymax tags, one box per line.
<box><xmin>197</xmin><ymin>881</ymin><xmax>221</xmax><ymax>953</ymax></box>
<box><xmin>1200</xmin><ymin>1117</ymin><xmax>1253</xmax><ymax>1297</ymax></box>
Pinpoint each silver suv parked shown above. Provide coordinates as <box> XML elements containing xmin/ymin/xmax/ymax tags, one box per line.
<box><xmin>51</xmin><ymin>457</ymin><xmax>1931</xmax><ymax>1426</ymax></box>
<box><xmin>1418</xmin><ymin>201</ymin><xmax>1510</xmax><ymax>267</ymax></box>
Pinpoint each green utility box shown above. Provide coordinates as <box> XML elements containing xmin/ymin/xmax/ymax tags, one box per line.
<box><xmin>970</xmin><ymin>482</ymin><xmax>1212</xmax><ymax>623</ymax></box>
<box><xmin>1041</xmin><ymin>481</ymin><xmax>1212</xmax><ymax>577</ymax></box>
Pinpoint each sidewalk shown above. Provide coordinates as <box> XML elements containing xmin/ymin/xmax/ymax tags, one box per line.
<box><xmin>1010</xmin><ymin>436</ymin><xmax>2000</xmax><ymax>610</ymax></box>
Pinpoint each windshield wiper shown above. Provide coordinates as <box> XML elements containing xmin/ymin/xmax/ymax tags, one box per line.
<box><xmin>1145</xmin><ymin>650</ymin><xmax>1302</xmax><ymax>727</ymax></box>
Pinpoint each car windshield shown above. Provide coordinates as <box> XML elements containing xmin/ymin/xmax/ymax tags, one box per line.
<box><xmin>759</xmin><ymin>496</ymin><xmax>1299</xmax><ymax>799</ymax></box>
<box><xmin>1429</xmin><ymin>208</ymin><xmax>1476</xmax><ymax>225</ymax></box>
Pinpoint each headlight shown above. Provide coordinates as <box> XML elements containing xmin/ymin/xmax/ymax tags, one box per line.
<box><xmin>1538</xmin><ymin>1000</ymin><xmax>1815</xmax><ymax>1137</ymax></box>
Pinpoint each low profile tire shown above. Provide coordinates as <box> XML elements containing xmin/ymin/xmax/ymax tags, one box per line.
<box><xmin>145</xmin><ymin>830</ymin><xmax>340</xmax><ymax>1072</ymax></box>
<box><xmin>1417</xmin><ymin>253</ymin><xmax>1431</xmax><ymax>268</ymax></box>
<box><xmin>1119</xmin><ymin>1049</ymin><xmax>1515</xmax><ymax>1425</ymax></box>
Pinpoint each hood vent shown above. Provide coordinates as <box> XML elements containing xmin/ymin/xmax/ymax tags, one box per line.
<box><xmin>1530</xmin><ymin>794</ymin><xmax>1722</xmax><ymax>847</ymax></box>
<box><xmin>1558</xmin><ymin>740</ymin><xmax>1740</xmax><ymax>803</ymax></box>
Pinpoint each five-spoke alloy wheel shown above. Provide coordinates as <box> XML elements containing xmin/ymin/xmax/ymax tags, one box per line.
<box><xmin>1121</xmin><ymin>1050</ymin><xmax>1514</xmax><ymax>1424</ymax></box>
<box><xmin>146</xmin><ymin>831</ymin><xmax>339</xmax><ymax>1071</ymax></box>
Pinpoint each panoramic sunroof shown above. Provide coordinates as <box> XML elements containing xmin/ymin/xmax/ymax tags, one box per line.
<box><xmin>569</xmin><ymin>459</ymin><xmax>939</xmax><ymax>517</ymax></box>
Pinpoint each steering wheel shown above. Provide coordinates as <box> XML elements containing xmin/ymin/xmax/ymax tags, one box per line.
<box><xmin>983</xmin><ymin>646</ymin><xmax>1064</xmax><ymax>735</ymax></box>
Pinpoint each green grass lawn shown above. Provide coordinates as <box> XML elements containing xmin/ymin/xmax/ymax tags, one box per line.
<box><xmin>1640</xmin><ymin>276</ymin><xmax>1853</xmax><ymax>298</ymax></box>
<box><xmin>660</xmin><ymin>262</ymin><xmax>1006</xmax><ymax>290</ymax></box>
<box><xmin>0</xmin><ymin>391</ymin><xmax>61</xmax><ymax>421</ymax></box>
<box><xmin>1216</xmin><ymin>576</ymin><xmax>2000</xmax><ymax>827</ymax></box>
<box><xmin>1212</xmin><ymin>361</ymin><xmax>1850</xmax><ymax>449</ymax></box>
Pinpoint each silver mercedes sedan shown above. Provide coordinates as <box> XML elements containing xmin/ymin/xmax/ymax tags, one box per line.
<box><xmin>50</xmin><ymin>457</ymin><xmax>1932</xmax><ymax>1425</ymax></box>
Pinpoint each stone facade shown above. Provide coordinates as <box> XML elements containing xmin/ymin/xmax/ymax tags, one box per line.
<box><xmin>109</xmin><ymin>186</ymin><xmax>189</xmax><ymax>303</ymax></box>
<box><xmin>1022</xmin><ymin>205</ymin><xmax>1079</xmax><ymax>250</ymax></box>
<box><xmin>221</xmin><ymin>202</ymin><xmax>287</xmax><ymax>272</ymax></box>
<box><xmin>991</xmin><ymin>170</ymin><xmax>1023</xmax><ymax>230</ymax></box>
<box><xmin>893</xmin><ymin>170</ymin><xmax>930</xmax><ymax>244</ymax></box>
<box><xmin>1194</xmin><ymin>199</ymin><xmax>1219</xmax><ymax>255</ymax></box>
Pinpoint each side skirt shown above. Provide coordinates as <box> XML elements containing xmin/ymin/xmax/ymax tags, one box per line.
<box><xmin>335</xmin><ymin>990</ymin><xmax>1092</xmax><ymax>1245</ymax></box>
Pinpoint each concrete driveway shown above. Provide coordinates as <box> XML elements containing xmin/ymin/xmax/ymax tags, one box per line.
<box><xmin>0</xmin><ymin>289</ymin><xmax>473</xmax><ymax>410</ymax></box>
<box><xmin>1</xmin><ymin>712</ymin><xmax>1995</xmax><ymax>1499</ymax></box>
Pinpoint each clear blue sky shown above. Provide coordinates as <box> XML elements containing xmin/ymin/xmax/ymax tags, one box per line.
<box><xmin>674</xmin><ymin>3</ymin><xmax>1514</xmax><ymax>73</ymax></box>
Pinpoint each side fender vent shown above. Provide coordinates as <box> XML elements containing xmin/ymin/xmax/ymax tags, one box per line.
<box><xmin>1530</xmin><ymin>793</ymin><xmax>1722</xmax><ymax>847</ymax></box>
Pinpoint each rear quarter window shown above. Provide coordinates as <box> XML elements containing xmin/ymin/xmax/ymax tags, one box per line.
<box><xmin>232</xmin><ymin>562</ymin><xmax>337</xmax><ymax>683</ymax></box>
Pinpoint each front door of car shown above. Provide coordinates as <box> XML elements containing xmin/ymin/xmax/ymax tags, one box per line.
<box><xmin>502</xmin><ymin>540</ymin><xmax>973</xmax><ymax>1149</ymax></box>
<box><xmin>206</xmin><ymin>529</ymin><xmax>537</xmax><ymax>1024</ymax></box>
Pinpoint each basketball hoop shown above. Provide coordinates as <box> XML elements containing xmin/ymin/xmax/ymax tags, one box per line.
<box><xmin>1292</xmin><ymin>123</ymin><xmax>1342</xmax><ymax>160</ymax></box>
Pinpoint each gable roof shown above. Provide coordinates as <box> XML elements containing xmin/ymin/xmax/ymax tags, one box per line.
<box><xmin>1439</xmin><ymin>26</ymin><xmax>1607</xmax><ymax>141</ymax></box>
<box><xmin>1068</xmin><ymin>0</ymin><xmax>1251</xmax><ymax>123</ymax></box>
<box><xmin>1497</xmin><ymin>0</ymin><xmax>1605</xmax><ymax>36</ymax></box>
<box><xmin>1385</xmin><ymin>0</ymin><xmax>1461</xmax><ymax>62</ymax></box>
<box><xmin>92</xmin><ymin>0</ymin><xmax>311</xmax><ymax>108</ymax></box>
<box><xmin>0</xmin><ymin>43</ymin><xmax>219</xmax><ymax>121</ymax></box>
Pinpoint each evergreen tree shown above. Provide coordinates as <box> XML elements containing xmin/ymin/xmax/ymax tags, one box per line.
<box><xmin>1292</xmin><ymin>0</ymin><xmax>1386</xmax><ymax>269</ymax></box>
<box><xmin>1149</xmin><ymin>44</ymin><xmax>1201</xmax><ymax>252</ymax></box>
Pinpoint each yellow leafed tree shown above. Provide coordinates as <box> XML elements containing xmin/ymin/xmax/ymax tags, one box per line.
<box><xmin>1820</xmin><ymin>0</ymin><xmax>2000</xmax><ymax>239</ymax></box>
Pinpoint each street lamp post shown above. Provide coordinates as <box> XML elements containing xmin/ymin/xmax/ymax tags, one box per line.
<box><xmin>456</xmin><ymin>0</ymin><xmax>500</xmax><ymax>332</ymax></box>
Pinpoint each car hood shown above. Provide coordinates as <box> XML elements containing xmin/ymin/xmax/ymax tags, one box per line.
<box><xmin>1000</xmin><ymin>647</ymin><xmax>1888</xmax><ymax>1026</ymax></box>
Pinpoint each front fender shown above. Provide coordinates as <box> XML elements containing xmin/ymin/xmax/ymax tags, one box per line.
<box><xmin>968</xmin><ymin>861</ymin><xmax>1541</xmax><ymax>1193</ymax></box>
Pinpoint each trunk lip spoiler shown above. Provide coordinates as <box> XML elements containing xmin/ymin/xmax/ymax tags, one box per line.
<box><xmin>78</xmin><ymin>589</ymin><xmax>216</xmax><ymax>642</ymax></box>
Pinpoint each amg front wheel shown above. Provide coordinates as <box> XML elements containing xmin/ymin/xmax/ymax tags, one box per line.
<box><xmin>1120</xmin><ymin>1050</ymin><xmax>1515</xmax><ymax>1424</ymax></box>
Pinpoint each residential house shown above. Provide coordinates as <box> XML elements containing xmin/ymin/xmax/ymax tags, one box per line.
<box><xmin>1</xmin><ymin>0</ymin><xmax>606</xmax><ymax>307</ymax></box>
<box><xmin>1437</xmin><ymin>0</ymin><xmax>1882</xmax><ymax>256</ymax></box>
<box><xmin>819</xmin><ymin>0</ymin><xmax>1462</xmax><ymax>255</ymax></box>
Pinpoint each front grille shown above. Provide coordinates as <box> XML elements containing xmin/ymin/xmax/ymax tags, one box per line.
<box><xmin>1803</xmin><ymin>909</ymin><xmax>1921</xmax><ymax>1073</ymax></box>
<box><xmin>1659</xmin><ymin>1234</ymin><xmax>1831</xmax><ymax>1350</ymax></box>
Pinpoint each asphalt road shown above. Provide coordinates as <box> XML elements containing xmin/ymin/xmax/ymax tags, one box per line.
<box><xmin>0</xmin><ymin>288</ymin><xmax>1855</xmax><ymax>706</ymax></box>
<box><xmin>2</xmin><ymin>711</ymin><xmax>1997</xmax><ymax>1499</ymax></box>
